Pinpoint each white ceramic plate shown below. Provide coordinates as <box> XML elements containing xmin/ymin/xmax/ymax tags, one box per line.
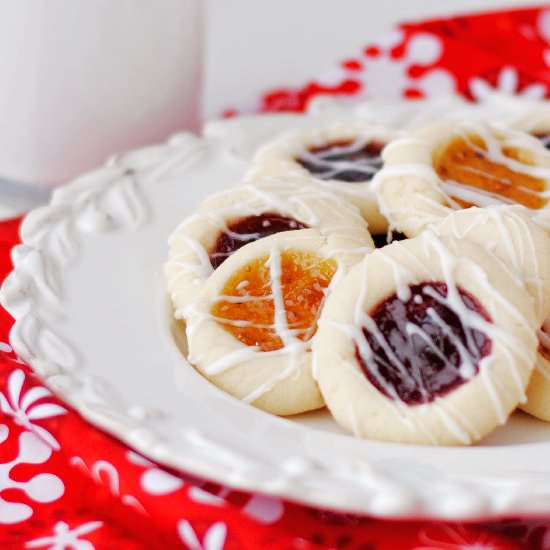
<box><xmin>4</xmin><ymin>109</ymin><xmax>550</xmax><ymax>522</ymax></box>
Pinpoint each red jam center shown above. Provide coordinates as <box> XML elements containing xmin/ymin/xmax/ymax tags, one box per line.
<box><xmin>209</xmin><ymin>213</ymin><xmax>307</xmax><ymax>269</ymax></box>
<box><xmin>296</xmin><ymin>139</ymin><xmax>385</xmax><ymax>183</ymax></box>
<box><xmin>355</xmin><ymin>282</ymin><xmax>492</xmax><ymax>405</ymax></box>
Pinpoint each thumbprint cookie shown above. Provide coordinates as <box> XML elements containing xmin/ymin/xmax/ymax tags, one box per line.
<box><xmin>314</xmin><ymin>232</ymin><xmax>538</xmax><ymax>445</ymax></box>
<box><xmin>185</xmin><ymin>229</ymin><xmax>370</xmax><ymax>416</ymax></box>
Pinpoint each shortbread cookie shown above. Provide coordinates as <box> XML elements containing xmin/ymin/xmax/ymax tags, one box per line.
<box><xmin>435</xmin><ymin>206</ymin><xmax>550</xmax><ymax>323</ymax></box>
<box><xmin>374</xmin><ymin>120</ymin><xmax>550</xmax><ymax>236</ymax></box>
<box><xmin>165</xmin><ymin>180</ymin><xmax>373</xmax><ymax>312</ymax></box>
<box><xmin>185</xmin><ymin>228</ymin><xmax>369</xmax><ymax>416</ymax></box>
<box><xmin>525</xmin><ymin>321</ymin><xmax>550</xmax><ymax>422</ymax></box>
<box><xmin>248</xmin><ymin>122</ymin><xmax>398</xmax><ymax>234</ymax></box>
<box><xmin>314</xmin><ymin>231</ymin><xmax>538</xmax><ymax>445</ymax></box>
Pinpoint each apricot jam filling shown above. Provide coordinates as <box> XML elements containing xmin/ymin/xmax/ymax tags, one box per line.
<box><xmin>209</xmin><ymin>213</ymin><xmax>307</xmax><ymax>269</ymax></box>
<box><xmin>355</xmin><ymin>282</ymin><xmax>492</xmax><ymax>405</ymax></box>
<box><xmin>433</xmin><ymin>134</ymin><xmax>547</xmax><ymax>209</ymax></box>
<box><xmin>296</xmin><ymin>139</ymin><xmax>385</xmax><ymax>182</ymax></box>
<box><xmin>211</xmin><ymin>251</ymin><xmax>336</xmax><ymax>352</ymax></box>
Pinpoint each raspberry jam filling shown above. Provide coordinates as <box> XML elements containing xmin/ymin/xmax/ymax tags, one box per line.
<box><xmin>209</xmin><ymin>213</ymin><xmax>307</xmax><ymax>269</ymax></box>
<box><xmin>355</xmin><ymin>282</ymin><xmax>492</xmax><ymax>405</ymax></box>
<box><xmin>211</xmin><ymin>251</ymin><xmax>336</xmax><ymax>352</ymax></box>
<box><xmin>433</xmin><ymin>134</ymin><xmax>546</xmax><ymax>209</ymax></box>
<box><xmin>296</xmin><ymin>139</ymin><xmax>385</xmax><ymax>182</ymax></box>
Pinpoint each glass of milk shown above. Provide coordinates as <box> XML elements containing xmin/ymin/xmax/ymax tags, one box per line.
<box><xmin>0</xmin><ymin>0</ymin><xmax>203</xmax><ymax>186</ymax></box>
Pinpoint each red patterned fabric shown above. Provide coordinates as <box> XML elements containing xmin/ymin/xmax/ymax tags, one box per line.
<box><xmin>3</xmin><ymin>6</ymin><xmax>550</xmax><ymax>549</ymax></box>
<box><xmin>253</xmin><ymin>7</ymin><xmax>550</xmax><ymax>115</ymax></box>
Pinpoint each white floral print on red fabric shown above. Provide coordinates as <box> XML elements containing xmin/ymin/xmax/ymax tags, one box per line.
<box><xmin>126</xmin><ymin>450</ymin><xmax>185</xmax><ymax>496</ymax></box>
<box><xmin>0</xmin><ymin>425</ymin><xmax>64</xmax><ymax>524</ymax></box>
<box><xmin>178</xmin><ymin>520</ymin><xmax>227</xmax><ymax>550</ymax></box>
<box><xmin>0</xmin><ymin>369</ymin><xmax>67</xmax><ymax>450</ymax></box>
<box><xmin>25</xmin><ymin>520</ymin><xmax>103</xmax><ymax>550</ymax></box>
<box><xmin>317</xmin><ymin>30</ymin><xmax>456</xmax><ymax>99</ymax></box>
<box><xmin>469</xmin><ymin>66</ymin><xmax>547</xmax><ymax>100</ymax></box>
<box><xmin>70</xmin><ymin>456</ymin><xmax>146</xmax><ymax>515</ymax></box>
<box><xmin>126</xmin><ymin>451</ymin><xmax>283</xmax><ymax>520</ymax></box>
<box><xmin>127</xmin><ymin>451</ymin><xmax>226</xmax><ymax>505</ymax></box>
<box><xmin>188</xmin><ymin>487</ymin><xmax>225</xmax><ymax>506</ymax></box>
<box><xmin>0</xmin><ymin>341</ymin><xmax>25</xmax><ymax>363</ymax></box>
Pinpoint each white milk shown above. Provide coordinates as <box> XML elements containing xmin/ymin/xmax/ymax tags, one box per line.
<box><xmin>0</xmin><ymin>0</ymin><xmax>203</xmax><ymax>185</ymax></box>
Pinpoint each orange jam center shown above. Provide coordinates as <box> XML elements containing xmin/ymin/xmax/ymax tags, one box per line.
<box><xmin>211</xmin><ymin>251</ymin><xmax>337</xmax><ymax>352</ymax></box>
<box><xmin>433</xmin><ymin>134</ymin><xmax>547</xmax><ymax>209</ymax></box>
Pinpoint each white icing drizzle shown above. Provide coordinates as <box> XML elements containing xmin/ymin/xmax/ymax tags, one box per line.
<box><xmin>380</xmin><ymin>254</ymin><xmax>415</xmax><ymax>301</ymax></box>
<box><xmin>202</xmin><ymin>347</ymin><xmax>262</xmax><ymax>376</ymax></box>
<box><xmin>250</xmin><ymin>124</ymin><xmax>400</xmax><ymax>211</ymax></box>
<box><xmin>375</xmin><ymin>120</ymin><xmax>550</xmax><ymax>231</ymax></box>
<box><xmin>361</xmin><ymin>314</ymin><xmax>422</xmax><ymax>399</ymax></box>
<box><xmin>333</xmin><ymin>342</ymin><xmax>437</xmax><ymax>443</ymax></box>
<box><xmin>296</xmin><ymin>136</ymin><xmax>384</xmax><ymax>181</ymax></box>
<box><xmin>438</xmin><ymin>206</ymin><xmax>546</xmax><ymax>321</ymax></box>
<box><xmin>334</xmin><ymin>231</ymin><xmax>535</xmax><ymax>442</ymax></box>
<box><xmin>266</xmin><ymin>247</ymin><xmax>301</xmax><ymax>348</ymax></box>
<box><xmin>168</xmin><ymin>235</ymin><xmax>214</xmax><ymax>285</ymax></box>
<box><xmin>460</xmin><ymin>123</ymin><xmax>550</xmax><ymax>181</ymax></box>
<box><xmin>241</xmin><ymin>353</ymin><xmax>308</xmax><ymax>404</ymax></box>
<box><xmin>440</xmin><ymin>181</ymin><xmax>517</xmax><ymax>208</ymax></box>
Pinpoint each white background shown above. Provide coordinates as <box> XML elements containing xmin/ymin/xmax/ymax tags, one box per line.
<box><xmin>204</xmin><ymin>0</ymin><xmax>542</xmax><ymax>117</ymax></box>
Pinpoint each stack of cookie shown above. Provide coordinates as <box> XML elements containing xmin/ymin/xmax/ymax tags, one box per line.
<box><xmin>166</xmin><ymin>97</ymin><xmax>550</xmax><ymax>446</ymax></box>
